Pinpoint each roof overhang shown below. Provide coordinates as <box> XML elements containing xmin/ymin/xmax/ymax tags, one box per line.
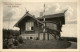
<box><xmin>37</xmin><ymin>13</ymin><xmax>64</xmax><ymax>19</ymax></box>
<box><xmin>14</xmin><ymin>12</ymin><xmax>43</xmax><ymax>27</ymax></box>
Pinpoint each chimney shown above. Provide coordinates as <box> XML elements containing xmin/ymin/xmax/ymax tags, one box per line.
<box><xmin>40</xmin><ymin>12</ymin><xmax>43</xmax><ymax>17</ymax></box>
<box><xmin>33</xmin><ymin>15</ymin><xmax>35</xmax><ymax>17</ymax></box>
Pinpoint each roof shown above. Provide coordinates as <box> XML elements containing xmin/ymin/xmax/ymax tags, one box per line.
<box><xmin>14</xmin><ymin>11</ymin><xmax>66</xmax><ymax>27</ymax></box>
<box><xmin>37</xmin><ymin>12</ymin><xmax>65</xmax><ymax>24</ymax></box>
<box><xmin>14</xmin><ymin>12</ymin><xmax>43</xmax><ymax>27</ymax></box>
<box><xmin>37</xmin><ymin>12</ymin><xmax>64</xmax><ymax>19</ymax></box>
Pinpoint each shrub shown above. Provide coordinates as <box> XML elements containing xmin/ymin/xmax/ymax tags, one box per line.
<box><xmin>13</xmin><ymin>39</ymin><xmax>19</xmax><ymax>46</ymax></box>
<box><xmin>18</xmin><ymin>36</ymin><xmax>23</xmax><ymax>44</ymax></box>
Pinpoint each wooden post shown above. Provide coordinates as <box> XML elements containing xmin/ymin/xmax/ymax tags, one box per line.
<box><xmin>43</xmin><ymin>3</ymin><xmax>46</xmax><ymax>40</ymax></box>
<box><xmin>37</xmin><ymin>22</ymin><xmax>40</xmax><ymax>40</ymax></box>
<box><xmin>43</xmin><ymin>21</ymin><xmax>46</xmax><ymax>40</ymax></box>
<box><xmin>43</xmin><ymin>32</ymin><xmax>45</xmax><ymax>40</ymax></box>
<box><xmin>38</xmin><ymin>33</ymin><xmax>40</xmax><ymax>40</ymax></box>
<box><xmin>47</xmin><ymin>33</ymin><xmax>49</xmax><ymax>40</ymax></box>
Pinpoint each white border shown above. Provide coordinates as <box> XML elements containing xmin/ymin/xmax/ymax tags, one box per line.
<box><xmin>0</xmin><ymin>0</ymin><xmax>80</xmax><ymax>51</ymax></box>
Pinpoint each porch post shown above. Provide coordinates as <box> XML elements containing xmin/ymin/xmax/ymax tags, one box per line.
<box><xmin>47</xmin><ymin>33</ymin><xmax>49</xmax><ymax>40</ymax></box>
<box><xmin>43</xmin><ymin>32</ymin><xmax>45</xmax><ymax>40</ymax></box>
<box><xmin>38</xmin><ymin>33</ymin><xmax>40</xmax><ymax>40</ymax></box>
<box><xmin>37</xmin><ymin>22</ymin><xmax>40</xmax><ymax>40</ymax></box>
<box><xmin>43</xmin><ymin>3</ymin><xmax>46</xmax><ymax>40</ymax></box>
<box><xmin>43</xmin><ymin>22</ymin><xmax>46</xmax><ymax>40</ymax></box>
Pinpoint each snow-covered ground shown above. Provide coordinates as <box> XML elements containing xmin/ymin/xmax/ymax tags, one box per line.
<box><xmin>61</xmin><ymin>24</ymin><xmax>77</xmax><ymax>38</ymax></box>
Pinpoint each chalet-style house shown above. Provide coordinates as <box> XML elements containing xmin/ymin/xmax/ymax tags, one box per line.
<box><xmin>14</xmin><ymin>11</ymin><xmax>66</xmax><ymax>40</ymax></box>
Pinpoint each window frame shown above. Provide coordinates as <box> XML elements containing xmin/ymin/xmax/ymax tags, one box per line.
<box><xmin>25</xmin><ymin>22</ymin><xmax>34</xmax><ymax>31</ymax></box>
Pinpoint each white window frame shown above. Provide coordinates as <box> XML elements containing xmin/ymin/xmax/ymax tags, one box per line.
<box><xmin>26</xmin><ymin>22</ymin><xmax>34</xmax><ymax>31</ymax></box>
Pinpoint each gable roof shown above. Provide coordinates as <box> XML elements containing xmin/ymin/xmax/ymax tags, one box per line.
<box><xmin>14</xmin><ymin>11</ymin><xmax>66</xmax><ymax>27</ymax></box>
<box><xmin>37</xmin><ymin>12</ymin><xmax>64</xmax><ymax>19</ymax></box>
<box><xmin>14</xmin><ymin>12</ymin><xmax>43</xmax><ymax>27</ymax></box>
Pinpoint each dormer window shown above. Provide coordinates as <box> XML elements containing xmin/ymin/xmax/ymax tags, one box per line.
<box><xmin>26</xmin><ymin>22</ymin><xmax>34</xmax><ymax>31</ymax></box>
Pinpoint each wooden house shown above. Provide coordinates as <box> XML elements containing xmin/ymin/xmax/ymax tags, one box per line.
<box><xmin>14</xmin><ymin>11</ymin><xmax>65</xmax><ymax>40</ymax></box>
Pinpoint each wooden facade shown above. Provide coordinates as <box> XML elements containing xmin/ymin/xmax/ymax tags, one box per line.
<box><xmin>14</xmin><ymin>12</ymin><xmax>65</xmax><ymax>40</ymax></box>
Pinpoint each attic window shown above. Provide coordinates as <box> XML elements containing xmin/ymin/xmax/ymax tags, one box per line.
<box><xmin>26</xmin><ymin>22</ymin><xmax>34</xmax><ymax>31</ymax></box>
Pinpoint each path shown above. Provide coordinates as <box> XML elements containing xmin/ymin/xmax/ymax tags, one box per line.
<box><xmin>67</xmin><ymin>41</ymin><xmax>77</xmax><ymax>49</ymax></box>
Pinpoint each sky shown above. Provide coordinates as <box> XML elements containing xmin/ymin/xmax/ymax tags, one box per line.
<box><xmin>3</xmin><ymin>2</ymin><xmax>77</xmax><ymax>30</ymax></box>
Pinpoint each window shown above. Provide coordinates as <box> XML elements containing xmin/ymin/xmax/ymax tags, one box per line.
<box><xmin>26</xmin><ymin>22</ymin><xmax>34</xmax><ymax>31</ymax></box>
<box><xmin>30</xmin><ymin>37</ymin><xmax>32</xmax><ymax>39</ymax></box>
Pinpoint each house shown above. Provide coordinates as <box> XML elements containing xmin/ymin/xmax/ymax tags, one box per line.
<box><xmin>14</xmin><ymin>11</ymin><xmax>66</xmax><ymax>40</ymax></box>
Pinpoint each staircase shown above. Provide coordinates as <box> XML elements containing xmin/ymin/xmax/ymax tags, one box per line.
<box><xmin>38</xmin><ymin>25</ymin><xmax>61</xmax><ymax>40</ymax></box>
<box><xmin>46</xmin><ymin>26</ymin><xmax>60</xmax><ymax>40</ymax></box>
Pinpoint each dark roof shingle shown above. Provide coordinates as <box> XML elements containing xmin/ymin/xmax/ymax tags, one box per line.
<box><xmin>37</xmin><ymin>13</ymin><xmax>64</xmax><ymax>19</ymax></box>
